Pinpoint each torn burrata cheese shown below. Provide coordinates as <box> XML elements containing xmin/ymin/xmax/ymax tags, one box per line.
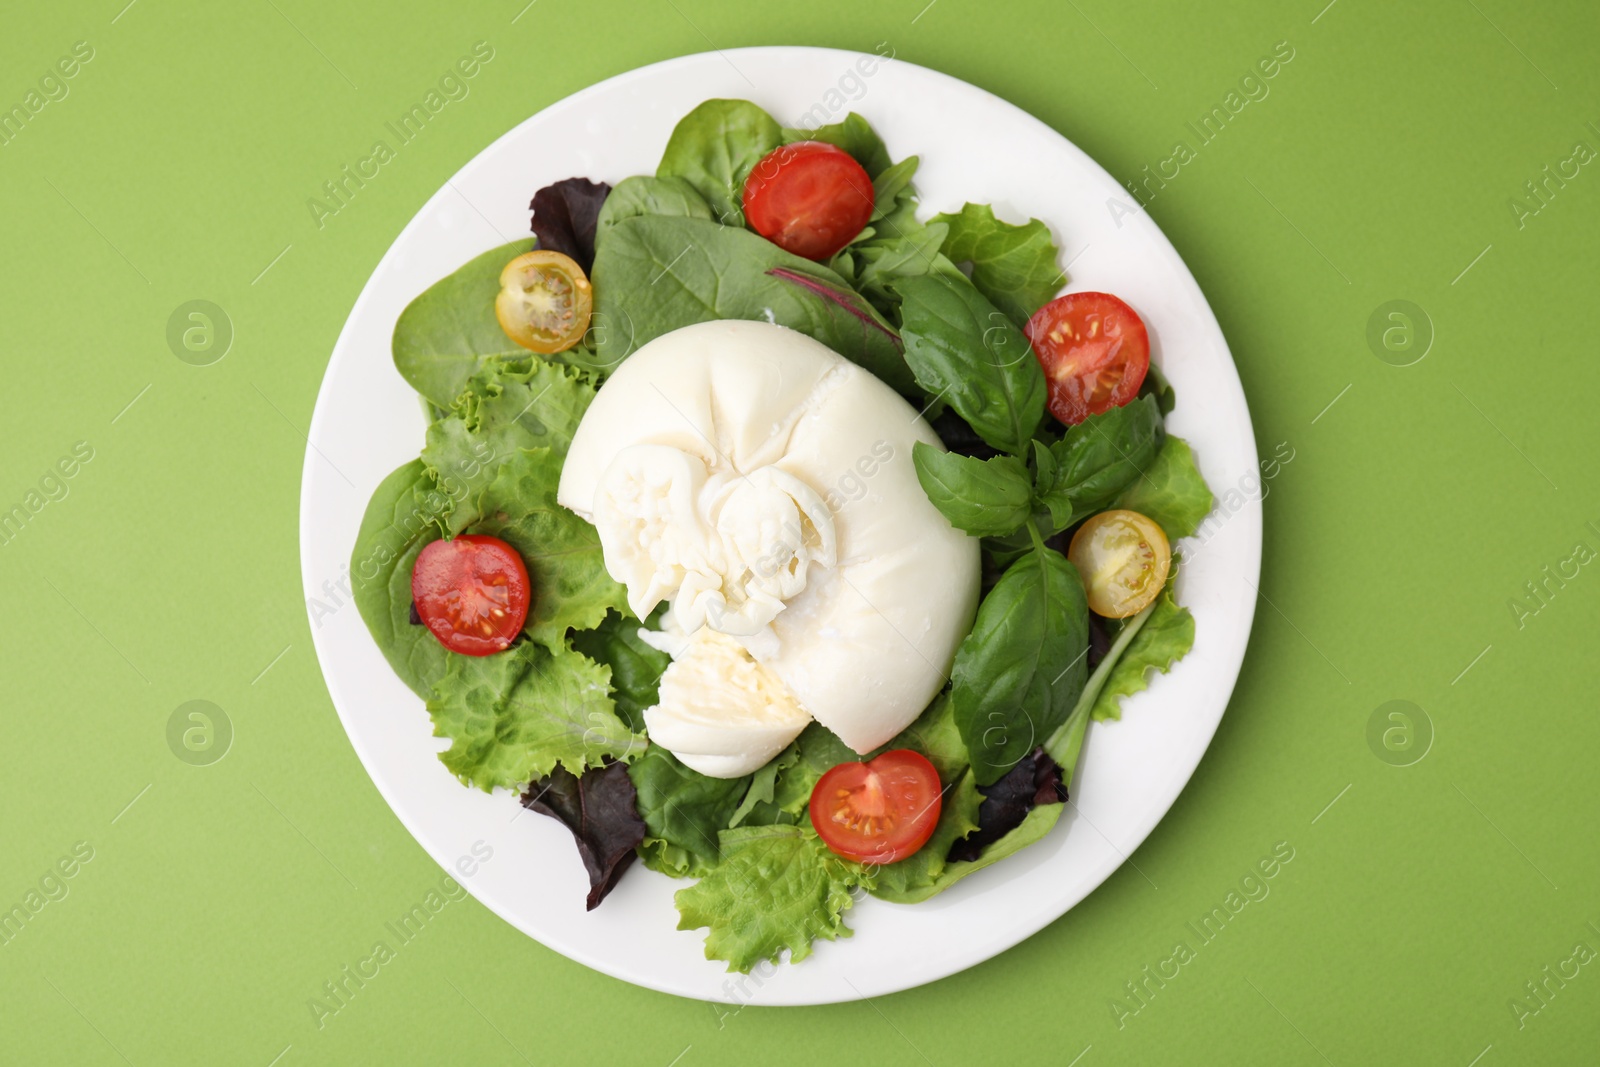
<box><xmin>556</xmin><ymin>319</ymin><xmax>980</xmax><ymax>777</ymax></box>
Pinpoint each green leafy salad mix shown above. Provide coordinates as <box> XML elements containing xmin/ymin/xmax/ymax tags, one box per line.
<box><xmin>351</xmin><ymin>99</ymin><xmax>1213</xmax><ymax>972</ymax></box>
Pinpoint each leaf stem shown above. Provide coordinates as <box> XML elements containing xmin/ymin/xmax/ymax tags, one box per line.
<box><xmin>1043</xmin><ymin>600</ymin><xmax>1157</xmax><ymax>773</ymax></box>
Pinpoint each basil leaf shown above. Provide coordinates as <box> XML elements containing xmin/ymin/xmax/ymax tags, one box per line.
<box><xmin>783</xmin><ymin>111</ymin><xmax>892</xmax><ymax>177</ymax></box>
<box><xmin>950</xmin><ymin>544</ymin><xmax>1089</xmax><ymax>784</ymax></box>
<box><xmin>391</xmin><ymin>239</ymin><xmax>534</xmax><ymax>409</ymax></box>
<box><xmin>657</xmin><ymin>99</ymin><xmax>782</xmax><ymax>226</ymax></box>
<box><xmin>932</xmin><ymin>203</ymin><xmax>1063</xmax><ymax>327</ymax></box>
<box><xmin>590</xmin><ymin>214</ymin><xmax>912</xmax><ymax>394</ymax></box>
<box><xmin>1035</xmin><ymin>395</ymin><xmax>1164</xmax><ymax>531</ymax></box>
<box><xmin>1111</xmin><ymin>435</ymin><xmax>1213</xmax><ymax>538</ymax></box>
<box><xmin>911</xmin><ymin>442</ymin><xmax>1032</xmax><ymax>536</ymax></box>
<box><xmin>594</xmin><ymin>175</ymin><xmax>712</xmax><ymax>239</ymax></box>
<box><xmin>895</xmin><ymin>272</ymin><xmax>1047</xmax><ymax>457</ymax></box>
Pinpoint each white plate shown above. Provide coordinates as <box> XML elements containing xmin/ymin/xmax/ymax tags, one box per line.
<box><xmin>300</xmin><ymin>46</ymin><xmax>1261</xmax><ymax>1005</ymax></box>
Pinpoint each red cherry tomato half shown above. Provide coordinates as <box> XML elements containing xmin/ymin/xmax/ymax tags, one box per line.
<box><xmin>742</xmin><ymin>141</ymin><xmax>874</xmax><ymax>261</ymax></box>
<box><xmin>809</xmin><ymin>749</ymin><xmax>943</xmax><ymax>864</ymax></box>
<box><xmin>1024</xmin><ymin>292</ymin><xmax>1151</xmax><ymax>426</ymax></box>
<box><xmin>411</xmin><ymin>534</ymin><xmax>531</xmax><ymax>656</ymax></box>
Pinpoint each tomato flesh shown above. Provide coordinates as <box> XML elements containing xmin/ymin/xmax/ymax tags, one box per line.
<box><xmin>1025</xmin><ymin>292</ymin><xmax>1151</xmax><ymax>426</ymax></box>
<box><xmin>495</xmin><ymin>249</ymin><xmax>593</xmax><ymax>354</ymax></box>
<box><xmin>1067</xmin><ymin>509</ymin><xmax>1171</xmax><ymax>618</ymax></box>
<box><xmin>809</xmin><ymin>749</ymin><xmax>942</xmax><ymax>864</ymax></box>
<box><xmin>411</xmin><ymin>534</ymin><xmax>531</xmax><ymax>656</ymax></box>
<box><xmin>742</xmin><ymin>141</ymin><xmax>874</xmax><ymax>261</ymax></box>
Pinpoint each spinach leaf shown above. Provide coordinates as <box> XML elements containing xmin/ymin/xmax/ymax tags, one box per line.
<box><xmin>895</xmin><ymin>272</ymin><xmax>1047</xmax><ymax>457</ymax></box>
<box><xmin>1035</xmin><ymin>395</ymin><xmax>1164</xmax><ymax>531</ymax></box>
<box><xmin>629</xmin><ymin>746</ymin><xmax>752</xmax><ymax>878</ymax></box>
<box><xmin>674</xmin><ymin>824</ymin><xmax>863</xmax><ymax>972</ymax></box>
<box><xmin>911</xmin><ymin>442</ymin><xmax>1032</xmax><ymax>536</ymax></box>
<box><xmin>1112</xmin><ymin>435</ymin><xmax>1213</xmax><ymax>539</ymax></box>
<box><xmin>657</xmin><ymin>99</ymin><xmax>782</xmax><ymax>227</ymax></box>
<box><xmin>594</xmin><ymin>175</ymin><xmax>712</xmax><ymax>239</ymax></box>
<box><xmin>349</xmin><ymin>460</ymin><xmax>455</xmax><ymax>698</ymax></box>
<box><xmin>932</xmin><ymin>203</ymin><xmax>1063</xmax><ymax>327</ymax></box>
<box><xmin>528</xmin><ymin>177</ymin><xmax>610</xmax><ymax>273</ymax></box>
<box><xmin>589</xmin><ymin>214</ymin><xmax>912</xmax><ymax>394</ymax></box>
<box><xmin>427</xmin><ymin>637</ymin><xmax>642</xmax><ymax>792</ymax></box>
<box><xmin>1090</xmin><ymin>574</ymin><xmax>1194</xmax><ymax>722</ymax></box>
<box><xmin>782</xmin><ymin>112</ymin><xmax>891</xmax><ymax>177</ymax></box>
<box><xmin>568</xmin><ymin>610</ymin><xmax>670</xmax><ymax>732</ymax></box>
<box><xmin>950</xmin><ymin>542</ymin><xmax>1089</xmax><ymax>784</ymax></box>
<box><xmin>520</xmin><ymin>761</ymin><xmax>645</xmax><ymax>909</ymax></box>
<box><xmin>392</xmin><ymin>239</ymin><xmax>534</xmax><ymax>409</ymax></box>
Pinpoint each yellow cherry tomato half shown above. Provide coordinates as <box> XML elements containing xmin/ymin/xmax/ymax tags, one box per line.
<box><xmin>1067</xmin><ymin>509</ymin><xmax>1172</xmax><ymax>618</ymax></box>
<box><xmin>494</xmin><ymin>250</ymin><xmax>593</xmax><ymax>354</ymax></box>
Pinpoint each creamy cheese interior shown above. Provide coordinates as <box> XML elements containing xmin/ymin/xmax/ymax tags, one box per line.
<box><xmin>557</xmin><ymin>319</ymin><xmax>980</xmax><ymax>777</ymax></box>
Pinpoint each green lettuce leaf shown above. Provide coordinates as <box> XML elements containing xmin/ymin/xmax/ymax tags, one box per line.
<box><xmin>932</xmin><ymin>203</ymin><xmax>1063</xmax><ymax>327</ymax></box>
<box><xmin>657</xmin><ymin>99</ymin><xmax>783</xmax><ymax>226</ymax></box>
<box><xmin>1091</xmin><ymin>575</ymin><xmax>1195</xmax><ymax>722</ymax></box>
<box><xmin>590</xmin><ymin>214</ymin><xmax>912</xmax><ymax>393</ymax></box>
<box><xmin>466</xmin><ymin>447</ymin><xmax>625</xmax><ymax>650</ymax></box>
<box><xmin>896</xmin><ymin>272</ymin><xmax>1047</xmax><ymax>457</ymax></box>
<box><xmin>427</xmin><ymin>638</ymin><xmax>642</xmax><ymax>791</ymax></box>
<box><xmin>1111</xmin><ymin>435</ymin><xmax>1213</xmax><ymax>539</ymax></box>
<box><xmin>674</xmin><ymin>824</ymin><xmax>863</xmax><ymax>972</ymax></box>
<box><xmin>392</xmin><ymin>239</ymin><xmax>534</xmax><ymax>409</ymax></box>
<box><xmin>911</xmin><ymin>443</ymin><xmax>1032</xmax><ymax>537</ymax></box>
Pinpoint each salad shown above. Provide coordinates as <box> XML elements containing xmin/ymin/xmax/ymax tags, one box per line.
<box><xmin>351</xmin><ymin>99</ymin><xmax>1213</xmax><ymax>972</ymax></box>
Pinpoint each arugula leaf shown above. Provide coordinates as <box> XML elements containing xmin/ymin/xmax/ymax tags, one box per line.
<box><xmin>1111</xmin><ymin>435</ymin><xmax>1213</xmax><ymax>539</ymax></box>
<box><xmin>590</xmin><ymin>214</ymin><xmax>912</xmax><ymax>393</ymax></box>
<box><xmin>349</xmin><ymin>460</ymin><xmax>455</xmax><ymax>698</ymax></box>
<box><xmin>657</xmin><ymin>99</ymin><xmax>782</xmax><ymax>226</ymax></box>
<box><xmin>629</xmin><ymin>746</ymin><xmax>752</xmax><ymax>878</ymax></box>
<box><xmin>392</xmin><ymin>239</ymin><xmax>534</xmax><ymax>409</ymax></box>
<box><xmin>469</xmin><ymin>447</ymin><xmax>625</xmax><ymax>649</ymax></box>
<box><xmin>520</xmin><ymin>762</ymin><xmax>645</xmax><ymax>909</ymax></box>
<box><xmin>783</xmin><ymin>112</ymin><xmax>892</xmax><ymax>177</ymax></box>
<box><xmin>880</xmin><ymin>693</ymin><xmax>969</xmax><ymax>783</ymax></box>
<box><xmin>950</xmin><ymin>543</ymin><xmax>1089</xmax><ymax>785</ymax></box>
<box><xmin>1035</xmin><ymin>395</ymin><xmax>1164</xmax><ymax>531</ymax></box>
<box><xmin>1091</xmin><ymin>575</ymin><xmax>1194</xmax><ymax>721</ymax></box>
<box><xmin>594</xmin><ymin>175</ymin><xmax>712</xmax><ymax>239</ymax></box>
<box><xmin>896</xmin><ymin>272</ymin><xmax>1047</xmax><ymax>457</ymax></box>
<box><xmin>932</xmin><ymin>203</ymin><xmax>1063</xmax><ymax>327</ymax></box>
<box><xmin>768</xmin><ymin>722</ymin><xmax>863</xmax><ymax>815</ymax></box>
<box><xmin>911</xmin><ymin>442</ymin><xmax>1032</xmax><ymax>536</ymax></box>
<box><xmin>428</xmin><ymin>638</ymin><xmax>642</xmax><ymax>791</ymax></box>
<box><xmin>674</xmin><ymin>824</ymin><xmax>862</xmax><ymax>972</ymax></box>
<box><xmin>727</xmin><ymin>743</ymin><xmax>801</xmax><ymax>828</ymax></box>
<box><xmin>868</xmin><ymin>156</ymin><xmax>918</xmax><ymax>220</ymax></box>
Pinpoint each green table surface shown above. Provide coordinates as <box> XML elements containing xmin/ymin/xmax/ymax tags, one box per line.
<box><xmin>4</xmin><ymin>0</ymin><xmax>1597</xmax><ymax>1063</ymax></box>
